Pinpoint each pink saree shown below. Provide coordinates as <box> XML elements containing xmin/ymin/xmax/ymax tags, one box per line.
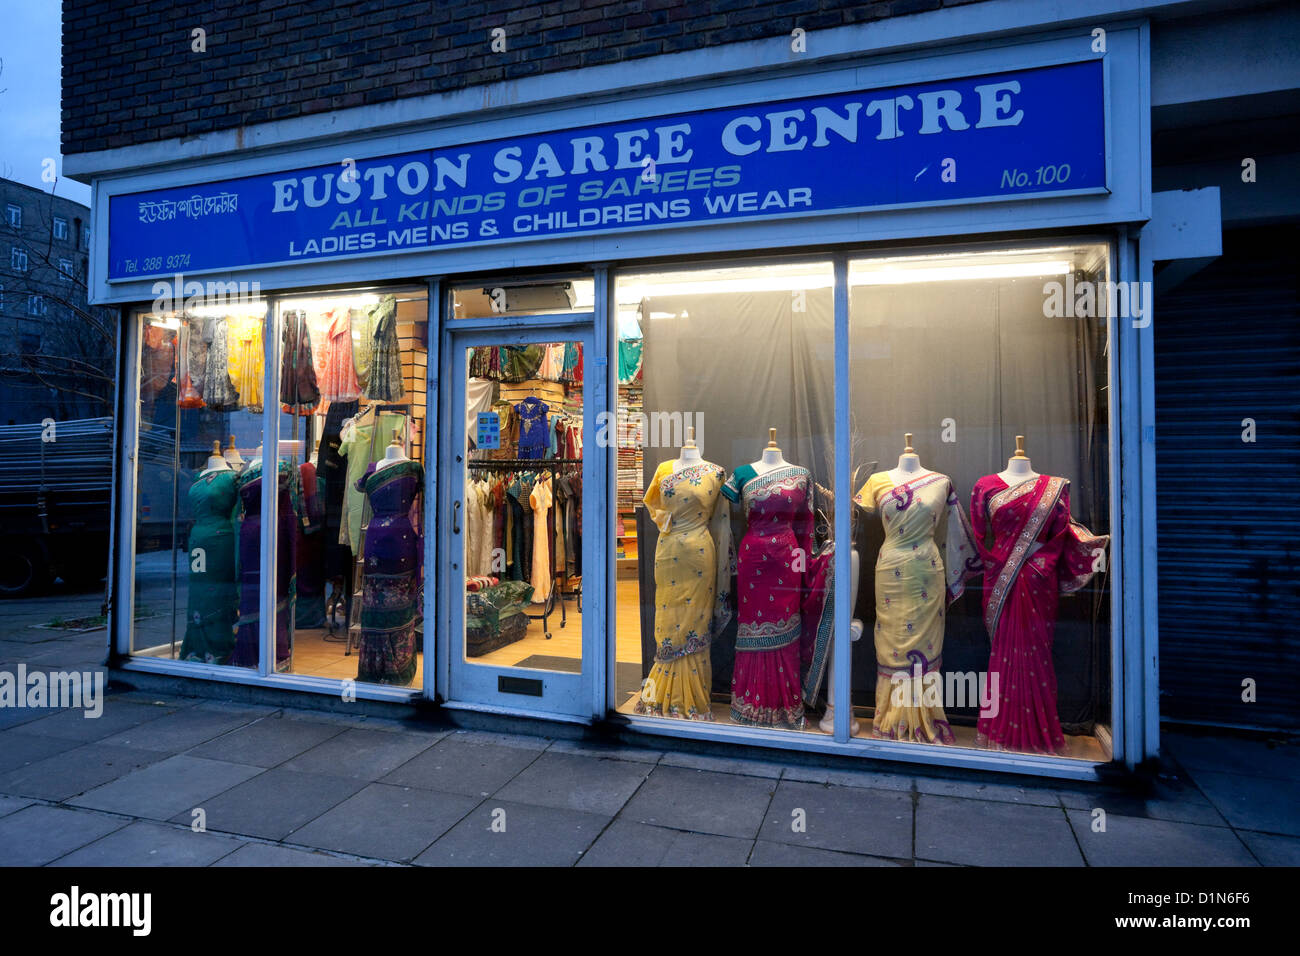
<box><xmin>970</xmin><ymin>474</ymin><xmax>1109</xmax><ymax>755</ymax></box>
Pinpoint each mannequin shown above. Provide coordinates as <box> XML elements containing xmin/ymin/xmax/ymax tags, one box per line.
<box><xmin>222</xmin><ymin>435</ymin><xmax>244</xmax><ymax>469</ymax></box>
<box><xmin>672</xmin><ymin>426</ymin><xmax>703</xmax><ymax>471</ymax></box>
<box><xmin>375</xmin><ymin>434</ymin><xmax>408</xmax><ymax>471</ymax></box>
<box><xmin>886</xmin><ymin>433</ymin><xmax>930</xmax><ymax>486</ymax></box>
<box><xmin>752</xmin><ymin>427</ymin><xmax>788</xmax><ymax>475</ymax></box>
<box><xmin>202</xmin><ymin>440</ymin><xmax>230</xmax><ymax>475</ymax></box>
<box><xmin>997</xmin><ymin>435</ymin><xmax>1040</xmax><ymax>487</ymax></box>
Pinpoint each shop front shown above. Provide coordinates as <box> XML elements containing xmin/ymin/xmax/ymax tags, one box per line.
<box><xmin>92</xmin><ymin>25</ymin><xmax>1165</xmax><ymax>780</ymax></box>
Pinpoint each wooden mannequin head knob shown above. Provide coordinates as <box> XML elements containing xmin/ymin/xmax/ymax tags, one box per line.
<box><xmin>685</xmin><ymin>426</ymin><xmax>696</xmax><ymax>447</ymax></box>
<box><xmin>903</xmin><ymin>433</ymin><xmax>914</xmax><ymax>454</ymax></box>
<box><xmin>212</xmin><ymin>440</ymin><xmax>222</xmax><ymax>455</ymax></box>
<box><xmin>767</xmin><ymin>427</ymin><xmax>777</xmax><ymax>447</ymax></box>
<box><xmin>1012</xmin><ymin>435</ymin><xmax>1027</xmax><ymax>459</ymax></box>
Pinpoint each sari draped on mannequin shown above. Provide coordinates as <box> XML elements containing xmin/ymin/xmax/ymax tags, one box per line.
<box><xmin>970</xmin><ymin>474</ymin><xmax>1109</xmax><ymax>755</ymax></box>
<box><xmin>855</xmin><ymin>471</ymin><xmax>981</xmax><ymax>743</ymax></box>
<box><xmin>637</xmin><ymin>461</ymin><xmax>733</xmax><ymax>720</ymax></box>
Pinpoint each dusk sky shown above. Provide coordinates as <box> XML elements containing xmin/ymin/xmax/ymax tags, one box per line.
<box><xmin>0</xmin><ymin>3</ymin><xmax>92</xmax><ymax>206</ymax></box>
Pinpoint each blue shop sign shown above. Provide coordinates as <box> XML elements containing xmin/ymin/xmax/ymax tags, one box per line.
<box><xmin>108</xmin><ymin>59</ymin><xmax>1106</xmax><ymax>280</ymax></box>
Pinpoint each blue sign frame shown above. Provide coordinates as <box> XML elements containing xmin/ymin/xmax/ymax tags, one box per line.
<box><xmin>107</xmin><ymin>59</ymin><xmax>1105</xmax><ymax>280</ymax></box>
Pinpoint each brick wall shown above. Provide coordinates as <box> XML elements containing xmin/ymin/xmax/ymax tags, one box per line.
<box><xmin>61</xmin><ymin>0</ymin><xmax>988</xmax><ymax>156</ymax></box>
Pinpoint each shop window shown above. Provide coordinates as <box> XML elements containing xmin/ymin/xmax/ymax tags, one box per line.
<box><xmin>272</xmin><ymin>289</ymin><xmax>429</xmax><ymax>685</ymax></box>
<box><xmin>131</xmin><ymin>305</ymin><xmax>268</xmax><ymax>667</ymax></box>
<box><xmin>847</xmin><ymin>243</ymin><xmax>1113</xmax><ymax>760</ymax></box>
<box><xmin>452</xmin><ymin>279</ymin><xmax>594</xmax><ymax>319</ymax></box>
<box><xmin>613</xmin><ymin>262</ymin><xmax>836</xmax><ymax>729</ymax></box>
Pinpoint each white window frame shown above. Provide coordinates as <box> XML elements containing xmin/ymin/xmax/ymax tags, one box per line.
<box><xmin>59</xmin><ymin>257</ymin><xmax>74</xmax><ymax>281</ymax></box>
<box><xmin>27</xmin><ymin>293</ymin><xmax>47</xmax><ymax>317</ymax></box>
<box><xmin>11</xmin><ymin>246</ymin><xmax>28</xmax><ymax>272</ymax></box>
<box><xmin>54</xmin><ymin>216</ymin><xmax>69</xmax><ymax>240</ymax></box>
<box><xmin>5</xmin><ymin>204</ymin><xmax>20</xmax><ymax>229</ymax></box>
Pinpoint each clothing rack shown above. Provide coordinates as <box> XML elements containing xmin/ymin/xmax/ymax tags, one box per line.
<box><xmin>466</xmin><ymin>457</ymin><xmax>582</xmax><ymax>638</ymax></box>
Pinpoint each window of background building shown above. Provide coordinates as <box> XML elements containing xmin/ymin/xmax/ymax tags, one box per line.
<box><xmin>846</xmin><ymin>242</ymin><xmax>1113</xmax><ymax>761</ymax></box>
<box><xmin>614</xmin><ymin>261</ymin><xmax>836</xmax><ymax>730</ymax></box>
<box><xmin>5</xmin><ymin>204</ymin><xmax>20</xmax><ymax>229</ymax></box>
<box><xmin>59</xmin><ymin>257</ymin><xmax>73</xmax><ymax>281</ymax></box>
<box><xmin>53</xmin><ymin>217</ymin><xmax>68</xmax><ymax>240</ymax></box>
<box><xmin>27</xmin><ymin>295</ymin><xmax>45</xmax><ymax>317</ymax></box>
<box><xmin>11</xmin><ymin>247</ymin><xmax>27</xmax><ymax>272</ymax></box>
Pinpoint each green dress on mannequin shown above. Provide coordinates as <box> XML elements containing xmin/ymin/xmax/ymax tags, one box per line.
<box><xmin>180</xmin><ymin>468</ymin><xmax>240</xmax><ymax>664</ymax></box>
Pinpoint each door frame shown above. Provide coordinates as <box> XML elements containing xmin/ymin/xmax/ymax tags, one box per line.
<box><xmin>434</xmin><ymin>275</ymin><xmax>607</xmax><ymax>722</ymax></box>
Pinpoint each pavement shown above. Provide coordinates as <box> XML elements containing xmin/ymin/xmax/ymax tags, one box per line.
<box><xmin>2</xmin><ymin>589</ymin><xmax>1298</xmax><ymax>867</ymax></box>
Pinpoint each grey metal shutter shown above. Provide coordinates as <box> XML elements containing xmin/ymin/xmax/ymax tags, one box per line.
<box><xmin>1154</xmin><ymin>225</ymin><xmax>1300</xmax><ymax>731</ymax></box>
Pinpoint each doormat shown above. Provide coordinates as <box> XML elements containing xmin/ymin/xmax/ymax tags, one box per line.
<box><xmin>513</xmin><ymin>655</ymin><xmax>643</xmax><ymax>689</ymax></box>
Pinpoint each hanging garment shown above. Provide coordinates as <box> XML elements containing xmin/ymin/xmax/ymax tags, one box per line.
<box><xmin>201</xmin><ymin>316</ymin><xmax>241</xmax><ymax>411</ymax></box>
<box><xmin>465</xmin><ymin>478</ymin><xmax>485</xmax><ymax>577</ymax></box>
<box><xmin>140</xmin><ymin>324</ymin><xmax>177</xmax><ymax>403</ymax></box>
<box><xmin>226</xmin><ymin>314</ymin><xmax>264</xmax><ymax>413</ymax></box>
<box><xmin>179</xmin><ymin>468</ymin><xmax>239</xmax><ymax>663</ymax></box>
<box><xmin>351</xmin><ymin>304</ymin><xmax>376</xmax><ymax>391</ymax></box>
<box><xmin>854</xmin><ymin>471</ymin><xmax>981</xmax><ymax>743</ymax></box>
<box><xmin>295</xmin><ymin>461</ymin><xmax>327</xmax><ymax>628</ymax></box>
<box><xmin>500</xmin><ymin>345</ymin><xmax>543</xmax><ymax>383</ymax></box>
<box><xmin>490</xmin><ymin>400</ymin><xmax>517</xmax><ymax>459</ymax></box>
<box><xmin>357</xmin><ymin>458</ymin><xmax>424</xmax><ymax>686</ymax></box>
<box><xmin>338</xmin><ymin>411</ymin><xmax>407</xmax><ymax>551</ymax></box>
<box><xmin>176</xmin><ymin>316</ymin><xmax>207</xmax><ymax>409</ymax></box>
<box><xmin>637</xmin><ymin>460</ymin><xmax>734</xmax><ymax>720</ymax></box>
<box><xmin>529</xmin><ymin>476</ymin><xmax>553</xmax><ymax>603</ymax></box>
<box><xmin>229</xmin><ymin>461</ymin><xmax>300</xmax><ymax>671</ymax></box>
<box><xmin>618</xmin><ymin>336</ymin><xmax>643</xmax><ymax>384</ymax></box>
<box><xmin>279</xmin><ymin>309</ymin><xmax>321</xmax><ymax>414</ymax></box>
<box><xmin>320</xmin><ymin>399</ymin><xmax>359</xmax><ymax>584</ymax></box>
<box><xmin>723</xmin><ymin>463</ymin><xmax>824</xmax><ymax>729</ymax></box>
<box><xmin>363</xmin><ymin>295</ymin><xmax>405</xmax><ymax>401</ymax></box>
<box><xmin>560</xmin><ymin>341</ymin><xmax>582</xmax><ymax>383</ymax></box>
<box><xmin>466</xmin><ymin>378</ymin><xmax>495</xmax><ymax>449</ymax></box>
<box><xmin>313</xmin><ymin>308</ymin><xmax>362</xmax><ymax>403</ymax></box>
<box><xmin>477</xmin><ymin>480</ymin><xmax>496</xmax><ymax>577</ymax></box>
<box><xmin>515</xmin><ymin>396</ymin><xmax>549</xmax><ymax>460</ymax></box>
<box><xmin>970</xmin><ymin>474</ymin><xmax>1109</xmax><ymax>755</ymax></box>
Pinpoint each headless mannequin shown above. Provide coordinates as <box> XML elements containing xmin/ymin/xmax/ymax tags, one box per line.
<box><xmin>672</xmin><ymin>426</ymin><xmax>703</xmax><ymax>472</ymax></box>
<box><xmin>222</xmin><ymin>435</ymin><xmax>244</xmax><ymax>469</ymax></box>
<box><xmin>751</xmin><ymin>428</ymin><xmax>789</xmax><ymax>475</ymax></box>
<box><xmin>375</xmin><ymin>435</ymin><xmax>408</xmax><ymax>472</ymax></box>
<box><xmin>887</xmin><ymin>433</ymin><xmax>931</xmax><ymax>486</ymax></box>
<box><xmin>201</xmin><ymin>440</ymin><xmax>230</xmax><ymax>475</ymax></box>
<box><xmin>997</xmin><ymin>435</ymin><xmax>1040</xmax><ymax>487</ymax></box>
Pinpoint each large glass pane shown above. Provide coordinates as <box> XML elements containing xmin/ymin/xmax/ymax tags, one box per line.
<box><xmin>613</xmin><ymin>261</ymin><xmax>836</xmax><ymax>730</ymax></box>
<box><xmin>847</xmin><ymin>242</ymin><xmax>1113</xmax><ymax>759</ymax></box>
<box><xmin>461</xmin><ymin>339</ymin><xmax>585</xmax><ymax>672</ymax></box>
<box><xmin>273</xmin><ymin>289</ymin><xmax>429</xmax><ymax>685</ymax></box>
<box><xmin>132</xmin><ymin>303</ymin><xmax>266</xmax><ymax>668</ymax></box>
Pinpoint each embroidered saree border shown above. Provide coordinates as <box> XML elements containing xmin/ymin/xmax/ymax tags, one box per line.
<box><xmin>983</xmin><ymin>475</ymin><xmax>1065</xmax><ymax>636</ymax></box>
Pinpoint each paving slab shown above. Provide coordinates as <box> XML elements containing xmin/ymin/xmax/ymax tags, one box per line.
<box><xmin>916</xmin><ymin>794</ymin><xmax>1083</xmax><ymax>866</ymax></box>
<box><xmin>413</xmin><ymin>800</ymin><xmax>607</xmax><ymax>866</ymax></box>
<box><xmin>577</xmin><ymin>820</ymin><xmax>752</xmax><ymax>866</ymax></box>
<box><xmin>657</xmin><ymin>751</ymin><xmax>786</xmax><ymax>779</ymax></box>
<box><xmin>621</xmin><ymin>765</ymin><xmax>775</xmax><ymax>839</ymax></box>
<box><xmin>781</xmin><ymin>764</ymin><xmax>917</xmax><ymax>793</ymax></box>
<box><xmin>17</xmin><ymin>699</ymin><xmax>178</xmax><ymax>743</ymax></box>
<box><xmin>213</xmin><ymin>842</ymin><xmax>374</xmax><ymax>866</ymax></box>
<box><xmin>0</xmin><ymin>741</ymin><xmax>162</xmax><ymax>801</ymax></box>
<box><xmin>1164</xmin><ymin>733</ymin><xmax>1300</xmax><ymax>782</ymax></box>
<box><xmin>69</xmin><ymin>754</ymin><xmax>263</xmax><ymax>820</ymax></box>
<box><xmin>546</xmin><ymin>738</ymin><xmax>664</xmax><ymax>765</ymax></box>
<box><xmin>49</xmin><ymin>820</ymin><xmax>245</xmax><ymax>867</ymax></box>
<box><xmin>1066</xmin><ymin>809</ymin><xmax>1258</xmax><ymax>866</ymax></box>
<box><xmin>0</xmin><ymin>795</ymin><xmax>34</xmax><ymax>817</ymax></box>
<box><xmin>1238</xmin><ymin>830</ymin><xmax>1300</xmax><ymax>867</ymax></box>
<box><xmin>381</xmin><ymin>735</ymin><xmax>543</xmax><ymax>797</ymax></box>
<box><xmin>760</xmin><ymin>779</ymin><xmax>914</xmax><ymax>859</ymax></box>
<box><xmin>289</xmin><ymin>782</ymin><xmax>479</xmax><ymax>861</ymax></box>
<box><xmin>493</xmin><ymin>751</ymin><xmax>652</xmax><ymax>816</ymax></box>
<box><xmin>749</xmin><ymin>840</ymin><xmax>903</xmax><ymax>866</ymax></box>
<box><xmin>915</xmin><ymin>775</ymin><xmax>1061</xmax><ymax>807</ymax></box>
<box><xmin>0</xmin><ymin>805</ymin><xmax>125</xmax><ymax>866</ymax></box>
<box><xmin>174</xmin><ymin>768</ymin><xmax>366</xmax><ymax>841</ymax></box>
<box><xmin>188</xmin><ymin>716</ymin><xmax>347</xmax><ymax>767</ymax></box>
<box><xmin>1055</xmin><ymin>779</ymin><xmax>1227</xmax><ymax>827</ymax></box>
<box><xmin>0</xmin><ymin>728</ymin><xmax>84</xmax><ymax>774</ymax></box>
<box><xmin>98</xmin><ymin>706</ymin><xmax>262</xmax><ymax>754</ymax></box>
<box><xmin>281</xmin><ymin>727</ymin><xmax>441</xmax><ymax>781</ymax></box>
<box><xmin>1184</xmin><ymin>770</ymin><xmax>1300</xmax><ymax>837</ymax></box>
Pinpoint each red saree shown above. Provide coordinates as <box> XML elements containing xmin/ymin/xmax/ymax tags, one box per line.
<box><xmin>970</xmin><ymin>474</ymin><xmax>1108</xmax><ymax>755</ymax></box>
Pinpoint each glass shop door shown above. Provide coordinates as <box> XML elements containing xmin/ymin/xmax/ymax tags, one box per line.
<box><xmin>446</xmin><ymin>323</ymin><xmax>597</xmax><ymax>718</ymax></box>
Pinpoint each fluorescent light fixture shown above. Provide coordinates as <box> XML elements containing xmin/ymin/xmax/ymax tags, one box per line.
<box><xmin>149</xmin><ymin>316</ymin><xmax>181</xmax><ymax>329</ymax></box>
<box><xmin>851</xmin><ymin>260</ymin><xmax>1072</xmax><ymax>285</ymax></box>
<box><xmin>619</xmin><ymin>273</ymin><xmax>833</xmax><ymax>303</ymax></box>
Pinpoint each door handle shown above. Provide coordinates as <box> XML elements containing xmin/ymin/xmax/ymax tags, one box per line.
<box><xmin>453</xmin><ymin>499</ymin><xmax>461</xmax><ymax>534</ymax></box>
